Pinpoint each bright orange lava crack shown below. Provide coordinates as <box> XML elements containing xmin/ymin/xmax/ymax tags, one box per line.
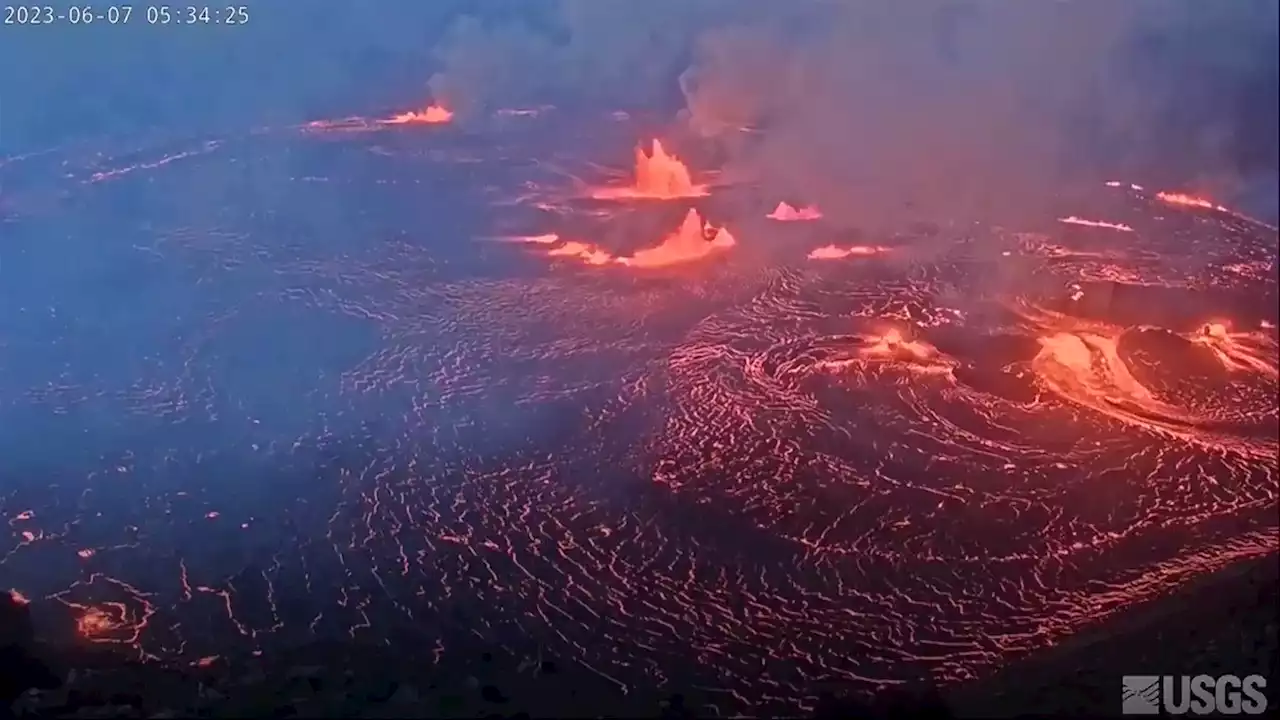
<box><xmin>1058</xmin><ymin>216</ymin><xmax>1134</xmax><ymax>232</ymax></box>
<box><xmin>808</xmin><ymin>245</ymin><xmax>889</xmax><ymax>260</ymax></box>
<box><xmin>4</xmin><ymin>107</ymin><xmax>1278</xmax><ymax>719</ymax></box>
<box><xmin>1157</xmin><ymin>191</ymin><xmax>1226</xmax><ymax>212</ymax></box>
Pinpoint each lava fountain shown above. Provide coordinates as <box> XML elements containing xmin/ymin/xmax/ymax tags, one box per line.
<box><xmin>539</xmin><ymin>209</ymin><xmax>734</xmax><ymax>269</ymax></box>
<box><xmin>589</xmin><ymin>140</ymin><xmax>708</xmax><ymax>200</ymax></box>
<box><xmin>620</xmin><ymin>208</ymin><xmax>736</xmax><ymax>268</ymax></box>
<box><xmin>767</xmin><ymin>202</ymin><xmax>823</xmax><ymax>221</ymax></box>
<box><xmin>382</xmin><ymin>104</ymin><xmax>454</xmax><ymax>126</ymax></box>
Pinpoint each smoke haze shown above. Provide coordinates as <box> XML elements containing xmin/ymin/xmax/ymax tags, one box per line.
<box><xmin>427</xmin><ymin>0</ymin><xmax>1279</xmax><ymax>224</ymax></box>
<box><xmin>2</xmin><ymin>0</ymin><xmax>1275</xmax><ymax>221</ymax></box>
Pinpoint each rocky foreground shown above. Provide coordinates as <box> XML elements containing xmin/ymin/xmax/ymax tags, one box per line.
<box><xmin>5</xmin><ymin>553</ymin><xmax>1276</xmax><ymax>718</ymax></box>
<box><xmin>950</xmin><ymin>553</ymin><xmax>1279</xmax><ymax>717</ymax></box>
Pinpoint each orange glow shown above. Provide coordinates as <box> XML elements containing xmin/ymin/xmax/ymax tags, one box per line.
<box><xmin>77</xmin><ymin>607</ymin><xmax>121</xmax><ymax>638</ymax></box>
<box><xmin>589</xmin><ymin>140</ymin><xmax>708</xmax><ymax>200</ymax></box>
<box><xmin>1155</xmin><ymin>190</ymin><xmax>1276</xmax><ymax>230</ymax></box>
<box><xmin>1156</xmin><ymin>191</ymin><xmax>1224</xmax><ymax>211</ymax></box>
<box><xmin>621</xmin><ymin>209</ymin><xmax>736</xmax><ymax>268</ymax></box>
<box><xmin>859</xmin><ymin>329</ymin><xmax>937</xmax><ymax>363</ymax></box>
<box><xmin>1012</xmin><ymin>302</ymin><xmax>1278</xmax><ymax>457</ymax></box>
<box><xmin>767</xmin><ymin>202</ymin><xmax>822</xmax><ymax>221</ymax></box>
<box><xmin>540</xmin><ymin>209</ymin><xmax>734</xmax><ymax>269</ymax></box>
<box><xmin>1058</xmin><ymin>216</ymin><xmax>1134</xmax><ymax>232</ymax></box>
<box><xmin>1190</xmin><ymin>321</ymin><xmax>1280</xmax><ymax>378</ymax></box>
<box><xmin>547</xmin><ymin>240</ymin><xmax>615</xmax><ymax>266</ymax></box>
<box><xmin>8</xmin><ymin>589</ymin><xmax>29</xmax><ymax>605</ymax></box>
<box><xmin>382</xmin><ymin>104</ymin><xmax>454</xmax><ymax>126</ymax></box>
<box><xmin>807</xmin><ymin>244</ymin><xmax>888</xmax><ymax>260</ymax></box>
<box><xmin>1105</xmin><ymin>180</ymin><xmax>1145</xmax><ymax>190</ymax></box>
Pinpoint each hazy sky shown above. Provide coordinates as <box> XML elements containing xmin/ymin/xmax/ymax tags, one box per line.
<box><xmin>2</xmin><ymin>0</ymin><xmax>1275</xmax><ymax>218</ymax></box>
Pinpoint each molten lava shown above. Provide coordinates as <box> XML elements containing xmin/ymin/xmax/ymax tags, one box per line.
<box><xmin>859</xmin><ymin>328</ymin><xmax>939</xmax><ymax>363</ymax></box>
<box><xmin>382</xmin><ymin>104</ymin><xmax>454</xmax><ymax>126</ymax></box>
<box><xmin>1191</xmin><ymin>321</ymin><xmax>1280</xmax><ymax>378</ymax></box>
<box><xmin>589</xmin><ymin>140</ymin><xmax>708</xmax><ymax>200</ymax></box>
<box><xmin>1106</xmin><ymin>180</ymin><xmax>1145</xmax><ymax>191</ymax></box>
<box><xmin>547</xmin><ymin>240</ymin><xmax>615</xmax><ymax>266</ymax></box>
<box><xmin>539</xmin><ymin>209</ymin><xmax>734</xmax><ymax>269</ymax></box>
<box><xmin>621</xmin><ymin>208</ymin><xmax>735</xmax><ymax>268</ymax></box>
<box><xmin>8</xmin><ymin>589</ymin><xmax>29</xmax><ymax>605</ymax></box>
<box><xmin>767</xmin><ymin>202</ymin><xmax>822</xmax><ymax>221</ymax></box>
<box><xmin>1058</xmin><ymin>216</ymin><xmax>1134</xmax><ymax>232</ymax></box>
<box><xmin>807</xmin><ymin>245</ymin><xmax>888</xmax><ymax>260</ymax></box>
<box><xmin>1155</xmin><ymin>189</ymin><xmax>1276</xmax><ymax>230</ymax></box>
<box><xmin>1157</xmin><ymin>191</ymin><xmax>1225</xmax><ymax>212</ymax></box>
<box><xmin>77</xmin><ymin>607</ymin><xmax>121</xmax><ymax>638</ymax></box>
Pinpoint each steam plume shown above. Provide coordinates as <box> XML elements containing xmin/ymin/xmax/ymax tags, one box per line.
<box><xmin>424</xmin><ymin>1</ymin><xmax>1278</xmax><ymax>222</ymax></box>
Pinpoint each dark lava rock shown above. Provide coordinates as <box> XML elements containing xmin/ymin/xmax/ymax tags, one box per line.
<box><xmin>479</xmin><ymin>684</ymin><xmax>509</xmax><ymax>704</ymax></box>
<box><xmin>361</xmin><ymin>678</ymin><xmax>398</xmax><ymax>703</ymax></box>
<box><xmin>2</xmin><ymin>592</ymin><xmax>62</xmax><ymax>709</ymax></box>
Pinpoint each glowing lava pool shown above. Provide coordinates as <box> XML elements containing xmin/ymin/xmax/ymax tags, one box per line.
<box><xmin>1</xmin><ymin>109</ymin><xmax>1277</xmax><ymax>715</ymax></box>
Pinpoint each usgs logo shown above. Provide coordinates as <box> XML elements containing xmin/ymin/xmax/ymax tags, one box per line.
<box><xmin>1123</xmin><ymin>675</ymin><xmax>1269</xmax><ymax>715</ymax></box>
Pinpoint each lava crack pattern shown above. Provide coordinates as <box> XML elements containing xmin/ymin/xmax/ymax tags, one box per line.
<box><xmin>0</xmin><ymin>112</ymin><xmax>1277</xmax><ymax>716</ymax></box>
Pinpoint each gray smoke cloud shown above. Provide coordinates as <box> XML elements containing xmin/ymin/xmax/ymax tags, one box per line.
<box><xmin>427</xmin><ymin>0</ymin><xmax>742</xmax><ymax>116</ymax></box>
<box><xmin>426</xmin><ymin>0</ymin><xmax>1278</xmax><ymax>224</ymax></box>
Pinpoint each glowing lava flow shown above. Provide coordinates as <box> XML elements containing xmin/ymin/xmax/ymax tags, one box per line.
<box><xmin>858</xmin><ymin>328</ymin><xmax>939</xmax><ymax>363</ymax></box>
<box><xmin>1192</xmin><ymin>322</ymin><xmax>1280</xmax><ymax>379</ymax></box>
<box><xmin>539</xmin><ymin>209</ymin><xmax>734</xmax><ymax>269</ymax></box>
<box><xmin>1058</xmin><ymin>216</ymin><xmax>1134</xmax><ymax>232</ymax></box>
<box><xmin>4</xmin><ymin>101</ymin><xmax>1278</xmax><ymax>720</ymax></box>
<box><xmin>1157</xmin><ymin>191</ymin><xmax>1227</xmax><ymax>213</ymax></box>
<box><xmin>767</xmin><ymin>202</ymin><xmax>822</xmax><ymax>221</ymax></box>
<box><xmin>382</xmin><ymin>104</ymin><xmax>454</xmax><ymax>126</ymax></box>
<box><xmin>620</xmin><ymin>208</ymin><xmax>735</xmax><ymax>268</ymax></box>
<box><xmin>1154</xmin><ymin>189</ymin><xmax>1278</xmax><ymax>230</ymax></box>
<box><xmin>1023</xmin><ymin>306</ymin><xmax>1278</xmax><ymax>457</ymax></box>
<box><xmin>77</xmin><ymin>606</ymin><xmax>123</xmax><ymax>638</ymax></box>
<box><xmin>807</xmin><ymin>244</ymin><xmax>889</xmax><ymax>260</ymax></box>
<box><xmin>589</xmin><ymin>140</ymin><xmax>708</xmax><ymax>200</ymax></box>
<box><xmin>1106</xmin><ymin>180</ymin><xmax>1145</xmax><ymax>191</ymax></box>
<box><xmin>546</xmin><ymin>240</ymin><xmax>616</xmax><ymax>266</ymax></box>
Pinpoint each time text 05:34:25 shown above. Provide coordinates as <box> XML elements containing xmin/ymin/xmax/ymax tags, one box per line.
<box><xmin>5</xmin><ymin>5</ymin><xmax>249</xmax><ymax>25</ymax></box>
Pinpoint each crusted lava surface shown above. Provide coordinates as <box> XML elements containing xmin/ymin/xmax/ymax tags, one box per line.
<box><xmin>1</xmin><ymin>110</ymin><xmax>1277</xmax><ymax>715</ymax></box>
